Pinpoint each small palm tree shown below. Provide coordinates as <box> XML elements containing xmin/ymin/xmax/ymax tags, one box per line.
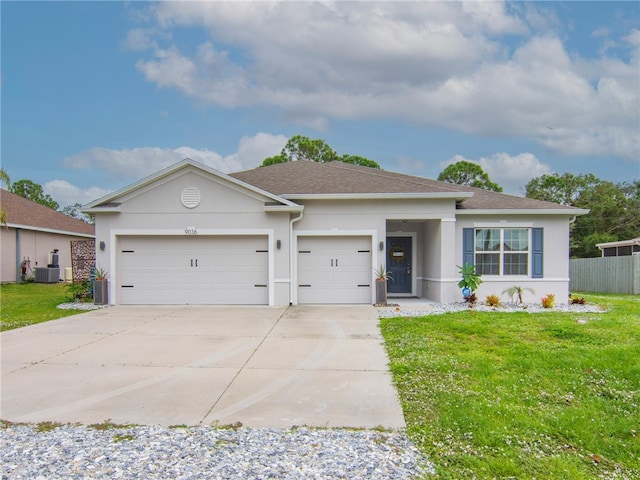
<box><xmin>502</xmin><ymin>286</ymin><xmax>536</xmax><ymax>306</ymax></box>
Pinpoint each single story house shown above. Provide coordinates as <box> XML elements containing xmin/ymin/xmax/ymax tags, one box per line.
<box><xmin>1</xmin><ymin>189</ymin><xmax>95</xmax><ymax>283</ymax></box>
<box><xmin>597</xmin><ymin>237</ymin><xmax>640</xmax><ymax>257</ymax></box>
<box><xmin>83</xmin><ymin>159</ymin><xmax>588</xmax><ymax>306</ymax></box>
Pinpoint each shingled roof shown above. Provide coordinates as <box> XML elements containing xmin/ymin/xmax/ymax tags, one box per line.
<box><xmin>230</xmin><ymin>161</ymin><xmax>583</xmax><ymax>212</ymax></box>
<box><xmin>1</xmin><ymin>189</ymin><xmax>94</xmax><ymax>236</ymax></box>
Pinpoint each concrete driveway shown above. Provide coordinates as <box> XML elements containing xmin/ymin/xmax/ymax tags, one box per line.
<box><xmin>1</xmin><ymin>305</ymin><xmax>405</xmax><ymax>429</ymax></box>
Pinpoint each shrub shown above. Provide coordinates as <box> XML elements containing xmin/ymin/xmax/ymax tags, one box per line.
<box><xmin>570</xmin><ymin>296</ymin><xmax>587</xmax><ymax>305</ymax></box>
<box><xmin>67</xmin><ymin>280</ymin><xmax>91</xmax><ymax>302</ymax></box>
<box><xmin>485</xmin><ymin>294</ymin><xmax>501</xmax><ymax>307</ymax></box>
<box><xmin>541</xmin><ymin>294</ymin><xmax>555</xmax><ymax>308</ymax></box>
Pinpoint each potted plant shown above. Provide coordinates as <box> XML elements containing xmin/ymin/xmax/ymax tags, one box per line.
<box><xmin>373</xmin><ymin>264</ymin><xmax>393</xmax><ymax>305</ymax></box>
<box><xmin>93</xmin><ymin>266</ymin><xmax>109</xmax><ymax>305</ymax></box>
<box><xmin>457</xmin><ymin>263</ymin><xmax>482</xmax><ymax>304</ymax></box>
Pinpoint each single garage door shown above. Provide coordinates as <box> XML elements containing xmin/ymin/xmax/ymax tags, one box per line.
<box><xmin>297</xmin><ymin>236</ymin><xmax>372</xmax><ymax>304</ymax></box>
<box><xmin>117</xmin><ymin>235</ymin><xmax>268</xmax><ymax>305</ymax></box>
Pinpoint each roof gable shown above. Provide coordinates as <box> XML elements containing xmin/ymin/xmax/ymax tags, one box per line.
<box><xmin>83</xmin><ymin>158</ymin><xmax>299</xmax><ymax>211</ymax></box>
<box><xmin>1</xmin><ymin>189</ymin><xmax>95</xmax><ymax>236</ymax></box>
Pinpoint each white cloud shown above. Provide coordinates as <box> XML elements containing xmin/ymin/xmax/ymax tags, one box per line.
<box><xmin>128</xmin><ymin>1</ymin><xmax>639</xmax><ymax>162</ymax></box>
<box><xmin>43</xmin><ymin>180</ymin><xmax>111</xmax><ymax>208</ymax></box>
<box><xmin>59</xmin><ymin>133</ymin><xmax>289</xmax><ymax>206</ymax></box>
<box><xmin>442</xmin><ymin>152</ymin><xmax>551</xmax><ymax>195</ymax></box>
<box><xmin>63</xmin><ymin>132</ymin><xmax>287</xmax><ymax>183</ymax></box>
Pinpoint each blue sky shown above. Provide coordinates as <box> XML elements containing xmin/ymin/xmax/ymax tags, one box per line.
<box><xmin>2</xmin><ymin>1</ymin><xmax>639</xmax><ymax>208</ymax></box>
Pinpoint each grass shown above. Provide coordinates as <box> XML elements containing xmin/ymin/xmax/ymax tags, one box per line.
<box><xmin>381</xmin><ymin>293</ymin><xmax>640</xmax><ymax>479</ymax></box>
<box><xmin>0</xmin><ymin>282</ymin><xmax>85</xmax><ymax>331</ymax></box>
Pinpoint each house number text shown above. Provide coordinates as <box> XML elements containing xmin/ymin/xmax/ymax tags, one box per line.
<box><xmin>184</xmin><ymin>227</ymin><xmax>198</xmax><ymax>235</ymax></box>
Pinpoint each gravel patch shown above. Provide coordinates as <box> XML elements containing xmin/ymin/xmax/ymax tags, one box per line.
<box><xmin>1</xmin><ymin>424</ymin><xmax>432</xmax><ymax>479</ymax></box>
<box><xmin>57</xmin><ymin>303</ymin><xmax>110</xmax><ymax>311</ymax></box>
<box><xmin>378</xmin><ymin>302</ymin><xmax>605</xmax><ymax>318</ymax></box>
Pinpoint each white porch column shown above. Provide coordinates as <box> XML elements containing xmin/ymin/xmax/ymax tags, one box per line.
<box><xmin>440</xmin><ymin>218</ymin><xmax>458</xmax><ymax>303</ymax></box>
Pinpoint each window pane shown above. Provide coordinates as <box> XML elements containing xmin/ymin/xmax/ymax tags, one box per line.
<box><xmin>476</xmin><ymin>253</ymin><xmax>499</xmax><ymax>275</ymax></box>
<box><xmin>475</xmin><ymin>229</ymin><xmax>500</xmax><ymax>251</ymax></box>
<box><xmin>504</xmin><ymin>229</ymin><xmax>528</xmax><ymax>252</ymax></box>
<box><xmin>504</xmin><ymin>253</ymin><xmax>528</xmax><ymax>275</ymax></box>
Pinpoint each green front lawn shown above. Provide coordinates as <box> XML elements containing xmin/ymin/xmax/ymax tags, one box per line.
<box><xmin>381</xmin><ymin>293</ymin><xmax>640</xmax><ymax>479</ymax></box>
<box><xmin>0</xmin><ymin>282</ymin><xmax>84</xmax><ymax>331</ymax></box>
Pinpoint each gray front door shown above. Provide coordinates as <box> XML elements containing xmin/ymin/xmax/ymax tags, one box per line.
<box><xmin>386</xmin><ymin>236</ymin><xmax>412</xmax><ymax>294</ymax></box>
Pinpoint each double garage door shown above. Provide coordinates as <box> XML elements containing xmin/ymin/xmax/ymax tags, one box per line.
<box><xmin>297</xmin><ymin>236</ymin><xmax>372</xmax><ymax>304</ymax></box>
<box><xmin>117</xmin><ymin>236</ymin><xmax>268</xmax><ymax>305</ymax></box>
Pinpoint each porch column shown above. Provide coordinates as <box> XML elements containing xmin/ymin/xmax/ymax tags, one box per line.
<box><xmin>15</xmin><ymin>228</ymin><xmax>21</xmax><ymax>283</ymax></box>
<box><xmin>440</xmin><ymin>218</ymin><xmax>457</xmax><ymax>302</ymax></box>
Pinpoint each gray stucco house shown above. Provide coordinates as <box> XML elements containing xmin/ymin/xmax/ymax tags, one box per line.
<box><xmin>83</xmin><ymin>159</ymin><xmax>587</xmax><ymax>306</ymax></box>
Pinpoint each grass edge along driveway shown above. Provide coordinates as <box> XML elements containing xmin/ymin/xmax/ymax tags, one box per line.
<box><xmin>1</xmin><ymin>283</ymin><xmax>84</xmax><ymax>332</ymax></box>
<box><xmin>381</xmin><ymin>293</ymin><xmax>639</xmax><ymax>480</ymax></box>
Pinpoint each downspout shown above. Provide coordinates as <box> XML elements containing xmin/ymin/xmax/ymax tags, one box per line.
<box><xmin>15</xmin><ymin>228</ymin><xmax>21</xmax><ymax>283</ymax></box>
<box><xmin>289</xmin><ymin>210</ymin><xmax>304</xmax><ymax>305</ymax></box>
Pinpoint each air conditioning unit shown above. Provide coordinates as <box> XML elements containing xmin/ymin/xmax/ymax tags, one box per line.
<box><xmin>34</xmin><ymin>267</ymin><xmax>60</xmax><ymax>283</ymax></box>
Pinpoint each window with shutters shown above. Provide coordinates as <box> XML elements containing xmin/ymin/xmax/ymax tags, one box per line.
<box><xmin>474</xmin><ymin>228</ymin><xmax>530</xmax><ymax>276</ymax></box>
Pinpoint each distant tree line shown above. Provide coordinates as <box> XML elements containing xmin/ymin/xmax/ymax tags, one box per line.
<box><xmin>435</xmin><ymin>161</ymin><xmax>639</xmax><ymax>258</ymax></box>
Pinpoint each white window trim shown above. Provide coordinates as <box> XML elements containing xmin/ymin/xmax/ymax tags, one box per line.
<box><xmin>474</xmin><ymin>227</ymin><xmax>531</xmax><ymax>278</ymax></box>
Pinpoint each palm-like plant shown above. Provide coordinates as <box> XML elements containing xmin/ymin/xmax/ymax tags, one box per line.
<box><xmin>457</xmin><ymin>263</ymin><xmax>482</xmax><ymax>292</ymax></box>
<box><xmin>0</xmin><ymin>168</ymin><xmax>9</xmax><ymax>226</ymax></box>
<box><xmin>502</xmin><ymin>286</ymin><xmax>536</xmax><ymax>306</ymax></box>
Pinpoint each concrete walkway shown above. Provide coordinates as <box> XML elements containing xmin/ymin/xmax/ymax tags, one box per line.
<box><xmin>1</xmin><ymin>305</ymin><xmax>405</xmax><ymax>429</ymax></box>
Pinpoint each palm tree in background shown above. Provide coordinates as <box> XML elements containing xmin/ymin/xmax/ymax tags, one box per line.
<box><xmin>1</xmin><ymin>168</ymin><xmax>10</xmax><ymax>225</ymax></box>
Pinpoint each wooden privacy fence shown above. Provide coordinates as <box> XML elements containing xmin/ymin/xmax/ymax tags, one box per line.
<box><xmin>570</xmin><ymin>255</ymin><xmax>640</xmax><ymax>294</ymax></box>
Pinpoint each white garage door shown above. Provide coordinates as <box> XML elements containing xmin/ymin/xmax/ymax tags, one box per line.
<box><xmin>297</xmin><ymin>236</ymin><xmax>372</xmax><ymax>304</ymax></box>
<box><xmin>117</xmin><ymin>235</ymin><xmax>268</xmax><ymax>305</ymax></box>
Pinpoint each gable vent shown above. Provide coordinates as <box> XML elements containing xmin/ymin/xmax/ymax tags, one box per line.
<box><xmin>181</xmin><ymin>187</ymin><xmax>201</xmax><ymax>209</ymax></box>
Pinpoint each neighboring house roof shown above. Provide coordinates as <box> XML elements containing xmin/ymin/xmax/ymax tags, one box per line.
<box><xmin>1</xmin><ymin>189</ymin><xmax>94</xmax><ymax>237</ymax></box>
<box><xmin>230</xmin><ymin>161</ymin><xmax>588</xmax><ymax>214</ymax></box>
<box><xmin>596</xmin><ymin>237</ymin><xmax>640</xmax><ymax>249</ymax></box>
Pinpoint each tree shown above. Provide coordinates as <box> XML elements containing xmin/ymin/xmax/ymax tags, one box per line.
<box><xmin>10</xmin><ymin>179</ymin><xmax>59</xmax><ymax>210</ymax></box>
<box><xmin>260</xmin><ymin>135</ymin><xmax>381</xmax><ymax>169</ymax></box>
<box><xmin>340</xmin><ymin>154</ymin><xmax>381</xmax><ymax>169</ymax></box>
<box><xmin>0</xmin><ymin>168</ymin><xmax>9</xmax><ymax>225</ymax></box>
<box><xmin>61</xmin><ymin>203</ymin><xmax>94</xmax><ymax>224</ymax></box>
<box><xmin>437</xmin><ymin>160</ymin><xmax>503</xmax><ymax>192</ymax></box>
<box><xmin>524</xmin><ymin>173</ymin><xmax>600</xmax><ymax>206</ymax></box>
<box><xmin>525</xmin><ymin>173</ymin><xmax>640</xmax><ymax>258</ymax></box>
<box><xmin>0</xmin><ymin>168</ymin><xmax>9</xmax><ymax>188</ymax></box>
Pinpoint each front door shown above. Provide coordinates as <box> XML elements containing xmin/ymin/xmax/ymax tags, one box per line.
<box><xmin>386</xmin><ymin>236</ymin><xmax>412</xmax><ymax>294</ymax></box>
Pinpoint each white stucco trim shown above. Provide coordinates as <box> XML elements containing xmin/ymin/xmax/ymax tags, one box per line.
<box><xmin>291</xmin><ymin>229</ymin><xmax>378</xmax><ymax>305</ymax></box>
<box><xmin>108</xmin><ymin>228</ymin><xmax>275</xmax><ymax>306</ymax></box>
<box><xmin>473</xmin><ymin>221</ymin><xmax>534</xmax><ymax>228</ymax></box>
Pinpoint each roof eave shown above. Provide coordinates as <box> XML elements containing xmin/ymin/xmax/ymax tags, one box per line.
<box><xmin>5</xmin><ymin>223</ymin><xmax>95</xmax><ymax>238</ymax></box>
<box><xmin>281</xmin><ymin>192</ymin><xmax>473</xmax><ymax>200</ymax></box>
<box><xmin>456</xmin><ymin>208</ymin><xmax>590</xmax><ymax>215</ymax></box>
<box><xmin>263</xmin><ymin>204</ymin><xmax>304</xmax><ymax>213</ymax></box>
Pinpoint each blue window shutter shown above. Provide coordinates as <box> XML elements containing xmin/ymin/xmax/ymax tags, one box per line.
<box><xmin>463</xmin><ymin>228</ymin><xmax>474</xmax><ymax>267</ymax></box>
<box><xmin>532</xmin><ymin>228</ymin><xmax>543</xmax><ymax>278</ymax></box>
